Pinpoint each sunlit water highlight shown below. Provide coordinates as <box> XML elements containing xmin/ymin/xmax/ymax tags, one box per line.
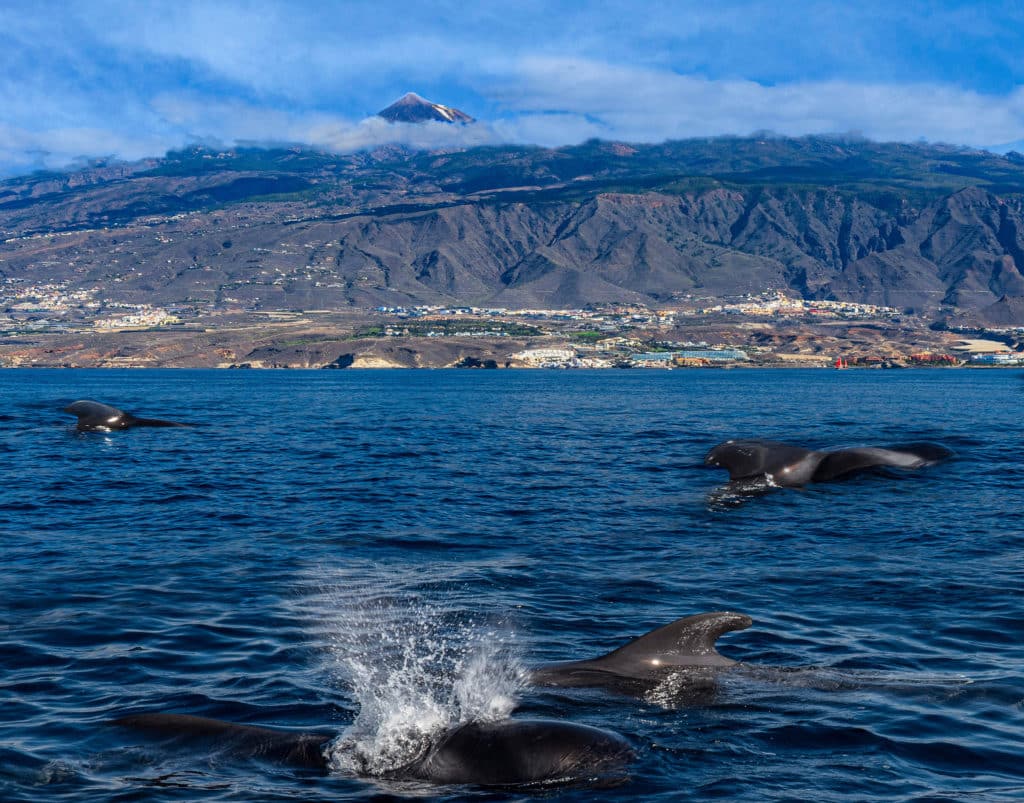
<box><xmin>1</xmin><ymin>368</ymin><xmax>1022</xmax><ymax>801</ymax></box>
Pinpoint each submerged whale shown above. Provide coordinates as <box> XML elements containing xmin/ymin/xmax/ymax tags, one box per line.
<box><xmin>531</xmin><ymin>611</ymin><xmax>752</xmax><ymax>696</ymax></box>
<box><xmin>112</xmin><ymin>713</ymin><xmax>329</xmax><ymax>768</ymax></box>
<box><xmin>704</xmin><ymin>439</ymin><xmax>952</xmax><ymax>487</ymax></box>
<box><xmin>111</xmin><ymin>713</ymin><xmax>634</xmax><ymax>788</ymax></box>
<box><xmin>64</xmin><ymin>400</ymin><xmax>191</xmax><ymax>432</ymax></box>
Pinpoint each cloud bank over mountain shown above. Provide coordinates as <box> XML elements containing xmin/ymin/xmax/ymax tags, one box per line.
<box><xmin>1</xmin><ymin>1</ymin><xmax>1023</xmax><ymax>175</ymax></box>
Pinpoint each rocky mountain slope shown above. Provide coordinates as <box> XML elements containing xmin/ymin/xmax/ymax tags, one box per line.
<box><xmin>378</xmin><ymin>92</ymin><xmax>474</xmax><ymax>123</ymax></box>
<box><xmin>3</xmin><ymin>137</ymin><xmax>1024</xmax><ymax>323</ymax></box>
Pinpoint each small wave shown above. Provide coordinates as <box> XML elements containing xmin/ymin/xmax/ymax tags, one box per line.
<box><xmin>633</xmin><ymin>428</ymin><xmax>672</xmax><ymax>439</ymax></box>
<box><xmin>35</xmin><ymin>759</ymin><xmax>83</xmax><ymax>786</ymax></box>
<box><xmin>0</xmin><ymin>501</ymin><xmax>39</xmax><ymax>512</ymax></box>
<box><xmin>150</xmin><ymin>493</ymin><xmax>210</xmax><ymax>505</ymax></box>
<box><xmin>731</xmin><ymin>664</ymin><xmax>974</xmax><ymax>695</ymax></box>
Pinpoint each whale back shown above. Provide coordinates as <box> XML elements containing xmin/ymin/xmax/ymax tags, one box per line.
<box><xmin>406</xmin><ymin>719</ymin><xmax>634</xmax><ymax>786</ymax></box>
<box><xmin>813</xmin><ymin>443</ymin><xmax>954</xmax><ymax>482</ymax></box>
<box><xmin>64</xmin><ymin>400</ymin><xmax>133</xmax><ymax>431</ymax></box>
<box><xmin>112</xmin><ymin>713</ymin><xmax>633</xmax><ymax>787</ymax></box>
<box><xmin>64</xmin><ymin>399</ymin><xmax>190</xmax><ymax>431</ymax></box>
<box><xmin>532</xmin><ymin>611</ymin><xmax>752</xmax><ymax>688</ymax></box>
<box><xmin>111</xmin><ymin>713</ymin><xmax>331</xmax><ymax>769</ymax></box>
<box><xmin>706</xmin><ymin>439</ymin><xmax>952</xmax><ymax>486</ymax></box>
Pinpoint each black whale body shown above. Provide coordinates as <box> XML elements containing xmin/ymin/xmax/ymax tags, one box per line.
<box><xmin>111</xmin><ymin>713</ymin><xmax>330</xmax><ymax>768</ymax></box>
<box><xmin>64</xmin><ymin>399</ymin><xmax>191</xmax><ymax>432</ymax></box>
<box><xmin>704</xmin><ymin>439</ymin><xmax>952</xmax><ymax>487</ymax></box>
<box><xmin>396</xmin><ymin>718</ymin><xmax>633</xmax><ymax>786</ymax></box>
<box><xmin>531</xmin><ymin>611</ymin><xmax>752</xmax><ymax>696</ymax></box>
<box><xmin>111</xmin><ymin>713</ymin><xmax>634</xmax><ymax>787</ymax></box>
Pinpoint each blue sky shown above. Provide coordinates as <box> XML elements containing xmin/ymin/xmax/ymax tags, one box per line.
<box><xmin>2</xmin><ymin>1</ymin><xmax>1023</xmax><ymax>176</ymax></box>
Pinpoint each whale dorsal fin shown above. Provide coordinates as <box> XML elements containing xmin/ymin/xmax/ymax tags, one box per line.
<box><xmin>590</xmin><ymin>611</ymin><xmax>753</xmax><ymax>671</ymax></box>
<box><xmin>65</xmin><ymin>399</ymin><xmax>125</xmax><ymax>420</ymax></box>
<box><xmin>64</xmin><ymin>399</ymin><xmax>132</xmax><ymax>430</ymax></box>
<box><xmin>64</xmin><ymin>399</ymin><xmax>191</xmax><ymax>430</ymax></box>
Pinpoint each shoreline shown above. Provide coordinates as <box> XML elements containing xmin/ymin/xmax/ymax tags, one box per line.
<box><xmin>1</xmin><ymin>362</ymin><xmax>1019</xmax><ymax>371</ymax></box>
<box><xmin>1</xmin><ymin>317</ymin><xmax>1019</xmax><ymax>370</ymax></box>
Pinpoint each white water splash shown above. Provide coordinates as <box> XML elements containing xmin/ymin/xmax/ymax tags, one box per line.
<box><xmin>705</xmin><ymin>476</ymin><xmax>779</xmax><ymax>509</ymax></box>
<box><xmin>645</xmin><ymin>668</ymin><xmax>721</xmax><ymax>709</ymax></box>
<box><xmin>312</xmin><ymin>573</ymin><xmax>525</xmax><ymax>777</ymax></box>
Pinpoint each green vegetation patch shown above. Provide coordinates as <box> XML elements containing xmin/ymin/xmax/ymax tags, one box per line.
<box><xmin>353</xmin><ymin>325</ymin><xmax>384</xmax><ymax>338</ymax></box>
<box><xmin>571</xmin><ymin>330</ymin><xmax>606</xmax><ymax>343</ymax></box>
<box><xmin>278</xmin><ymin>335</ymin><xmax>346</xmax><ymax>347</ymax></box>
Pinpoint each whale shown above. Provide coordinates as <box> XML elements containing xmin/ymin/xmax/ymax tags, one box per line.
<box><xmin>393</xmin><ymin>718</ymin><xmax>634</xmax><ymax>786</ymax></box>
<box><xmin>531</xmin><ymin>611</ymin><xmax>752</xmax><ymax>696</ymax></box>
<box><xmin>111</xmin><ymin>713</ymin><xmax>330</xmax><ymax>768</ymax></box>
<box><xmin>111</xmin><ymin>713</ymin><xmax>634</xmax><ymax>788</ymax></box>
<box><xmin>64</xmin><ymin>400</ymin><xmax>191</xmax><ymax>432</ymax></box>
<box><xmin>704</xmin><ymin>439</ymin><xmax>952</xmax><ymax>488</ymax></box>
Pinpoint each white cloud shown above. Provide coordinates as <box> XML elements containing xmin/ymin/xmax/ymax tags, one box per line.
<box><xmin>78</xmin><ymin>1</ymin><xmax>476</xmax><ymax>104</ymax></box>
<box><xmin>484</xmin><ymin>57</ymin><xmax>1024</xmax><ymax>147</ymax></box>
<box><xmin>305</xmin><ymin>116</ymin><xmax>500</xmax><ymax>152</ymax></box>
<box><xmin>5</xmin><ymin>63</ymin><xmax>1024</xmax><ymax>177</ymax></box>
<box><xmin>150</xmin><ymin>93</ymin><xmax>503</xmax><ymax>151</ymax></box>
<box><xmin>2</xmin><ymin>3</ymin><xmax>1024</xmax><ymax>174</ymax></box>
<box><xmin>490</xmin><ymin>113</ymin><xmax>608</xmax><ymax>147</ymax></box>
<box><xmin>0</xmin><ymin>121</ymin><xmax>179</xmax><ymax>174</ymax></box>
<box><xmin>116</xmin><ymin>62</ymin><xmax>1024</xmax><ymax>161</ymax></box>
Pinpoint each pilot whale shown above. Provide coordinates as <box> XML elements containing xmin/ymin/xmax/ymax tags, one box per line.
<box><xmin>704</xmin><ymin>439</ymin><xmax>952</xmax><ymax>487</ymax></box>
<box><xmin>111</xmin><ymin>713</ymin><xmax>634</xmax><ymax>787</ymax></box>
<box><xmin>531</xmin><ymin>611</ymin><xmax>752</xmax><ymax>695</ymax></box>
<box><xmin>64</xmin><ymin>400</ymin><xmax>191</xmax><ymax>432</ymax></box>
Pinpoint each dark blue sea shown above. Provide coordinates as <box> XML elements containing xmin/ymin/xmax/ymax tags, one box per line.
<box><xmin>2</xmin><ymin>368</ymin><xmax>1022</xmax><ymax>801</ymax></box>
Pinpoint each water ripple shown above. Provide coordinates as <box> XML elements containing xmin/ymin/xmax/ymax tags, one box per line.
<box><xmin>0</xmin><ymin>369</ymin><xmax>1022</xmax><ymax>800</ymax></box>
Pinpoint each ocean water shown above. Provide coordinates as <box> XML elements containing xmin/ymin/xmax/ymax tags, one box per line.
<box><xmin>1</xmin><ymin>368</ymin><xmax>1022</xmax><ymax>801</ymax></box>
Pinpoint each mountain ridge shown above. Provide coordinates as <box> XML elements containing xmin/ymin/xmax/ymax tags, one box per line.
<box><xmin>3</xmin><ymin>136</ymin><xmax>1024</xmax><ymax>325</ymax></box>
